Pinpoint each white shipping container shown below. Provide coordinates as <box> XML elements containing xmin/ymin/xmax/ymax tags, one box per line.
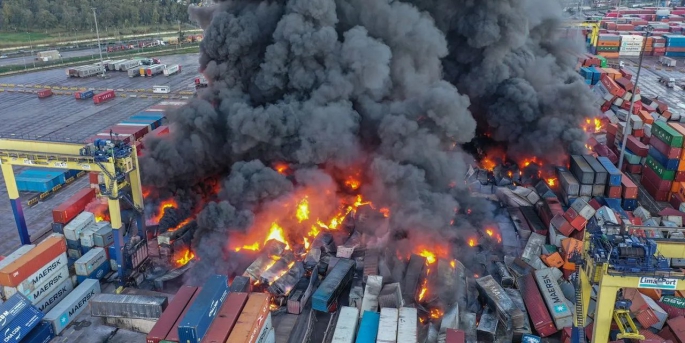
<box><xmin>377</xmin><ymin>308</ymin><xmax>399</xmax><ymax>343</ymax></box>
<box><xmin>522</xmin><ymin>233</ymin><xmax>546</xmax><ymax>263</ymax></box>
<box><xmin>64</xmin><ymin>212</ymin><xmax>95</xmax><ymax>241</ymax></box>
<box><xmin>331</xmin><ymin>306</ymin><xmax>360</xmax><ymax>343</ymax></box>
<box><xmin>79</xmin><ymin>224</ymin><xmax>97</xmax><ymax>248</ymax></box>
<box><xmin>360</xmin><ymin>275</ymin><xmax>382</xmax><ymax>318</ymax></box>
<box><xmin>398</xmin><ymin>307</ymin><xmax>418</xmax><ymax>343</ymax></box>
<box><xmin>0</xmin><ymin>245</ymin><xmax>35</xmax><ymax>271</ymax></box>
<box><xmin>74</xmin><ymin>248</ymin><xmax>106</xmax><ymax>276</ymax></box>
<box><xmin>35</xmin><ymin>277</ymin><xmax>74</xmax><ymax>313</ymax></box>
<box><xmin>3</xmin><ymin>253</ymin><xmax>68</xmax><ymax>299</ymax></box>
<box><xmin>534</xmin><ymin>269</ymin><xmax>573</xmax><ymax>329</ymax></box>
<box><xmin>255</xmin><ymin>312</ymin><xmax>273</xmax><ymax>343</ymax></box>
<box><xmin>44</xmin><ymin>278</ymin><xmax>101</xmax><ymax>334</ymax></box>
<box><xmin>25</xmin><ymin>266</ymin><xmax>69</xmax><ymax>303</ymax></box>
<box><xmin>265</xmin><ymin>328</ymin><xmax>275</xmax><ymax>343</ymax></box>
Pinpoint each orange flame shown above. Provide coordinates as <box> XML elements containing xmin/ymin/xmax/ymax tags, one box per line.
<box><xmin>235</xmin><ymin>242</ymin><xmax>260</xmax><ymax>252</ymax></box>
<box><xmin>418</xmin><ymin>277</ymin><xmax>429</xmax><ymax>302</ymax></box>
<box><xmin>468</xmin><ymin>238</ymin><xmax>476</xmax><ymax>247</ymax></box>
<box><xmin>486</xmin><ymin>228</ymin><xmax>494</xmax><ymax>237</ymax></box>
<box><xmin>450</xmin><ymin>260</ymin><xmax>456</xmax><ymax>268</ymax></box>
<box><xmin>418</xmin><ymin>250</ymin><xmax>437</xmax><ymax>264</ymax></box>
<box><xmin>430</xmin><ymin>308</ymin><xmax>444</xmax><ymax>319</ymax></box>
<box><xmin>482</xmin><ymin>157</ymin><xmax>497</xmax><ymax>171</ymax></box>
<box><xmin>547</xmin><ymin>178</ymin><xmax>557</xmax><ymax>187</ymax></box>
<box><xmin>174</xmin><ymin>249</ymin><xmax>195</xmax><ymax>266</ymax></box>
<box><xmin>168</xmin><ymin>218</ymin><xmax>192</xmax><ymax>232</ymax></box>
<box><xmin>344</xmin><ymin>177</ymin><xmax>361</xmax><ymax>190</ymax></box>
<box><xmin>274</xmin><ymin>162</ymin><xmax>289</xmax><ymax>174</ymax></box>
<box><xmin>379</xmin><ymin>207</ymin><xmax>390</xmax><ymax>218</ymax></box>
<box><xmin>152</xmin><ymin>199</ymin><xmax>178</xmax><ymax>224</ymax></box>
<box><xmin>297</xmin><ymin>197</ymin><xmax>309</xmax><ymax>222</ymax></box>
<box><xmin>266</xmin><ymin>222</ymin><xmax>290</xmax><ymax>250</ymax></box>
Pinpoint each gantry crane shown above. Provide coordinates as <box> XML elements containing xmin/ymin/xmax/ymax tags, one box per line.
<box><xmin>579</xmin><ymin>223</ymin><xmax>685</xmax><ymax>343</ymax></box>
<box><xmin>0</xmin><ymin>137</ymin><xmax>145</xmax><ymax>285</ymax></box>
<box><xmin>565</xmin><ymin>21</ymin><xmax>600</xmax><ymax>47</ymax></box>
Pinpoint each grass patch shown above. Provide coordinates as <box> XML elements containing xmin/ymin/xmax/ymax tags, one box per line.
<box><xmin>0</xmin><ymin>45</ymin><xmax>200</xmax><ymax>75</ymax></box>
<box><xmin>0</xmin><ymin>32</ymin><xmax>53</xmax><ymax>45</ymax></box>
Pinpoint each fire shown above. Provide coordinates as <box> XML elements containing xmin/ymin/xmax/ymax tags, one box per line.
<box><xmin>296</xmin><ymin>197</ymin><xmax>309</xmax><ymax>222</ymax></box>
<box><xmin>266</xmin><ymin>222</ymin><xmax>290</xmax><ymax>250</ymax></box>
<box><xmin>481</xmin><ymin>157</ymin><xmax>497</xmax><ymax>171</ymax></box>
<box><xmin>429</xmin><ymin>308</ymin><xmax>444</xmax><ymax>319</ymax></box>
<box><xmin>486</xmin><ymin>228</ymin><xmax>494</xmax><ymax>237</ymax></box>
<box><xmin>594</xmin><ymin>118</ymin><xmax>602</xmax><ymax>132</ymax></box>
<box><xmin>174</xmin><ymin>249</ymin><xmax>195</xmax><ymax>266</ymax></box>
<box><xmin>418</xmin><ymin>277</ymin><xmax>429</xmax><ymax>302</ymax></box>
<box><xmin>379</xmin><ymin>207</ymin><xmax>390</xmax><ymax>218</ymax></box>
<box><xmin>418</xmin><ymin>250</ymin><xmax>437</xmax><ymax>264</ymax></box>
<box><xmin>450</xmin><ymin>260</ymin><xmax>456</xmax><ymax>268</ymax></box>
<box><xmin>520</xmin><ymin>157</ymin><xmax>540</xmax><ymax>168</ymax></box>
<box><xmin>344</xmin><ymin>177</ymin><xmax>361</xmax><ymax>190</ymax></box>
<box><xmin>583</xmin><ymin>117</ymin><xmax>604</xmax><ymax>133</ymax></box>
<box><xmin>168</xmin><ymin>218</ymin><xmax>192</xmax><ymax>232</ymax></box>
<box><xmin>274</xmin><ymin>162</ymin><xmax>289</xmax><ymax>174</ymax></box>
<box><xmin>546</xmin><ymin>178</ymin><xmax>557</xmax><ymax>187</ymax></box>
<box><xmin>95</xmin><ymin>215</ymin><xmax>105</xmax><ymax>222</ymax></box>
<box><xmin>468</xmin><ymin>238</ymin><xmax>476</xmax><ymax>247</ymax></box>
<box><xmin>152</xmin><ymin>199</ymin><xmax>178</xmax><ymax>224</ymax></box>
<box><xmin>235</xmin><ymin>242</ymin><xmax>260</xmax><ymax>252</ymax></box>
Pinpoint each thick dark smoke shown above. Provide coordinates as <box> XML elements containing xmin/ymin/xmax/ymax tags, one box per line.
<box><xmin>140</xmin><ymin>0</ymin><xmax>594</xmax><ymax>280</ymax></box>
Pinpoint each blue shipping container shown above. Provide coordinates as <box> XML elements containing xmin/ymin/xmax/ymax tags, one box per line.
<box><xmin>178</xmin><ymin>274</ymin><xmax>229</xmax><ymax>343</ymax></box>
<box><xmin>648</xmin><ymin>146</ymin><xmax>680</xmax><ymax>171</ymax></box>
<box><xmin>312</xmin><ymin>259</ymin><xmax>355</xmax><ymax>312</ymax></box>
<box><xmin>522</xmin><ymin>334</ymin><xmax>542</xmax><ymax>343</ymax></box>
<box><xmin>597</xmin><ymin>157</ymin><xmax>622</xmax><ymax>187</ymax></box>
<box><xmin>134</xmin><ymin>111</ymin><xmax>165</xmax><ymax>119</ymax></box>
<box><xmin>128</xmin><ymin>116</ymin><xmax>163</xmax><ymax>129</ymax></box>
<box><xmin>66</xmin><ymin>239</ymin><xmax>81</xmax><ymax>250</ymax></box>
<box><xmin>15</xmin><ymin>175</ymin><xmax>62</xmax><ymax>193</ymax></box>
<box><xmin>0</xmin><ymin>294</ymin><xmax>35</xmax><ymax>332</ymax></box>
<box><xmin>76</xmin><ymin>90</ymin><xmax>95</xmax><ymax>99</ymax></box>
<box><xmin>622</xmin><ymin>198</ymin><xmax>638</xmax><ymax>211</ymax></box>
<box><xmin>19</xmin><ymin>169</ymin><xmax>67</xmax><ymax>184</ymax></box>
<box><xmin>2</xmin><ymin>304</ymin><xmax>43</xmax><ymax>343</ymax></box>
<box><xmin>355</xmin><ymin>311</ymin><xmax>380</xmax><ymax>343</ymax></box>
<box><xmin>19</xmin><ymin>321</ymin><xmax>54</xmax><ymax>343</ymax></box>
<box><xmin>75</xmin><ymin>259</ymin><xmax>110</xmax><ymax>284</ymax></box>
<box><xmin>119</xmin><ymin>119</ymin><xmax>156</xmax><ymax>131</ymax></box>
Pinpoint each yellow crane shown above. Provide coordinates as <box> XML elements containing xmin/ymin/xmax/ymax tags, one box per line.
<box><xmin>565</xmin><ymin>21</ymin><xmax>600</xmax><ymax>47</ymax></box>
<box><xmin>0</xmin><ymin>138</ymin><xmax>145</xmax><ymax>284</ymax></box>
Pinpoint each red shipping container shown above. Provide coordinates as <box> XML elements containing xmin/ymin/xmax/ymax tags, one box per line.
<box><xmin>616</xmin><ymin>77</ymin><xmax>634</xmax><ymax>92</ymax></box>
<box><xmin>606</xmin><ymin>185</ymin><xmax>622</xmax><ymax>198</ymax></box>
<box><xmin>651</xmin><ymin>136</ymin><xmax>683</xmax><ymax>159</ymax></box>
<box><xmin>203</xmin><ymin>292</ymin><xmax>249</xmax><ymax>342</ymax></box>
<box><xmin>670</xmin><ymin>193</ymin><xmax>684</xmax><ymax>210</ymax></box>
<box><xmin>676</xmin><ymin>171</ymin><xmax>685</xmax><ymax>183</ymax></box>
<box><xmin>0</xmin><ymin>234</ymin><xmax>66</xmax><ymax>287</ymax></box>
<box><xmin>634</xmin><ymin>128</ymin><xmax>645</xmax><ymax>137</ymax></box>
<box><xmin>588</xmin><ymin>198</ymin><xmax>602</xmax><ymax>210</ymax></box>
<box><xmin>643</xmin><ymin>165</ymin><xmax>673</xmax><ymax>192</ymax></box>
<box><xmin>642</xmin><ymin>174</ymin><xmax>670</xmax><ymax>201</ymax></box>
<box><xmin>521</xmin><ymin>274</ymin><xmax>557</xmax><ymax>337</ymax></box>
<box><xmin>37</xmin><ymin>89</ymin><xmax>52</xmax><ymax>98</ymax></box>
<box><xmin>623</xmin><ymin>161</ymin><xmax>643</xmax><ymax>174</ymax></box>
<box><xmin>666</xmin><ymin>316</ymin><xmax>685</xmax><ymax>343</ymax></box>
<box><xmin>150</xmin><ymin>125</ymin><xmax>170</xmax><ymax>137</ymax></box>
<box><xmin>109</xmin><ymin>124</ymin><xmax>149</xmax><ymax>140</ymax></box>
<box><xmin>601</xmin><ymin>74</ymin><xmax>626</xmax><ymax>98</ymax></box>
<box><xmin>445</xmin><ymin>329</ymin><xmax>465</xmax><ymax>343</ymax></box>
<box><xmin>93</xmin><ymin>90</ymin><xmax>115</xmax><ymax>104</ymax></box>
<box><xmin>621</xmin><ymin>173</ymin><xmax>639</xmax><ymax>199</ymax></box>
<box><xmin>552</xmin><ymin>214</ymin><xmax>575</xmax><ymax>236</ymax></box>
<box><xmin>135</xmin><ymin>141</ymin><xmax>143</xmax><ymax>156</ymax></box>
<box><xmin>147</xmin><ymin>286</ymin><xmax>198</xmax><ymax>343</ymax></box>
<box><xmin>595</xmin><ymin>144</ymin><xmax>619</xmax><ymax>164</ymax></box>
<box><xmin>89</xmin><ymin>172</ymin><xmax>99</xmax><ymax>184</ymax></box>
<box><xmin>165</xmin><ymin>288</ymin><xmax>202</xmax><ymax>342</ymax></box>
<box><xmin>606</xmin><ymin>123</ymin><xmax>619</xmax><ymax>136</ymax></box>
<box><xmin>52</xmin><ymin>188</ymin><xmax>96</xmax><ymax>224</ymax></box>
<box><xmin>640</xmin><ymin>329</ymin><xmax>669</xmax><ymax>343</ymax></box>
<box><xmin>627</xmin><ymin>135</ymin><xmax>649</xmax><ymax>157</ymax></box>
<box><xmin>659</xmin><ymin>325</ymin><xmax>679</xmax><ymax>343</ymax></box>
<box><xmin>658</xmin><ymin>301</ymin><xmax>685</xmax><ymax>319</ymax></box>
<box><xmin>620</xmin><ymin>69</ymin><xmax>633</xmax><ymax>80</ymax></box>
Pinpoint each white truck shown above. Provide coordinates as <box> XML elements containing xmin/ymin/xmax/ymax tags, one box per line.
<box><xmin>36</xmin><ymin>50</ymin><xmax>61</xmax><ymax>61</ymax></box>
<box><xmin>657</xmin><ymin>72</ymin><xmax>676</xmax><ymax>88</ymax></box>
<box><xmin>660</xmin><ymin>56</ymin><xmax>677</xmax><ymax>67</ymax></box>
<box><xmin>163</xmin><ymin>64</ymin><xmax>181</xmax><ymax>76</ymax></box>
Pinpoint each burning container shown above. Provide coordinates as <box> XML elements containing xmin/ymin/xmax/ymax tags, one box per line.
<box><xmin>287</xmin><ymin>276</ymin><xmax>316</xmax><ymax>314</ymax></box>
<box><xmin>476</xmin><ymin>308</ymin><xmax>498</xmax><ymax>342</ymax></box>
<box><xmin>377</xmin><ymin>307</ymin><xmax>398</xmax><ymax>343</ymax></box>
<box><xmin>475</xmin><ymin>275</ymin><xmax>525</xmax><ymax>329</ymax></box>
<box><xmin>356</xmin><ymin>311</ymin><xmax>380</xmax><ymax>343</ymax></box>
<box><xmin>21</xmin><ymin>322</ymin><xmax>55</xmax><ymax>343</ymax></box>
<box><xmin>226</xmin><ymin>293</ymin><xmax>272</xmax><ymax>343</ymax></box>
<box><xmin>43</xmin><ymin>278</ymin><xmax>101</xmax><ymax>334</ymax></box>
<box><xmin>331</xmin><ymin>306</ymin><xmax>359</xmax><ymax>343</ymax></box>
<box><xmin>147</xmin><ymin>286</ymin><xmax>197</xmax><ymax>343</ymax></box>
<box><xmin>533</xmin><ymin>269</ymin><xmax>573</xmax><ymax>330</ymax></box>
<box><xmin>52</xmin><ymin>188</ymin><xmax>96</xmax><ymax>225</ymax></box>
<box><xmin>178</xmin><ymin>274</ymin><xmax>229</xmax><ymax>343</ymax></box>
<box><xmin>312</xmin><ymin>258</ymin><xmax>355</xmax><ymax>312</ymax></box>
<box><xmin>89</xmin><ymin>294</ymin><xmax>168</xmax><ymax>319</ymax></box>
<box><xmin>0</xmin><ymin>234</ymin><xmax>66</xmax><ymax>288</ymax></box>
<box><xmin>203</xmin><ymin>292</ymin><xmax>248</xmax><ymax>343</ymax></box>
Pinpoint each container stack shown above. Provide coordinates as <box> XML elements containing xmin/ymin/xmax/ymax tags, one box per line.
<box><xmin>644</xmin><ymin>36</ymin><xmax>654</xmax><ymax>54</ymax></box>
<box><xmin>15</xmin><ymin>168</ymin><xmax>78</xmax><ymax>193</ymax></box>
<box><xmin>619</xmin><ymin>35</ymin><xmax>645</xmax><ymax>56</ymax></box>
<box><xmin>664</xmin><ymin>34</ymin><xmax>685</xmax><ymax>57</ymax></box>
<box><xmin>652</xmin><ymin>36</ymin><xmax>667</xmax><ymax>56</ymax></box>
<box><xmin>596</xmin><ymin>34</ymin><xmax>621</xmax><ymax>58</ymax></box>
<box><xmin>642</xmin><ymin>121</ymin><xmax>683</xmax><ymax>202</ymax></box>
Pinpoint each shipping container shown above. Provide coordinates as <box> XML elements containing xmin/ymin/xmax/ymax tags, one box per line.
<box><xmin>93</xmin><ymin>226</ymin><xmax>114</xmax><ymax>247</ymax></box>
<box><xmin>648</xmin><ymin>146</ymin><xmax>680</xmax><ymax>170</ymax></box>
<box><xmin>475</xmin><ymin>275</ymin><xmax>525</xmax><ymax>328</ymax></box>
<box><xmin>355</xmin><ymin>311</ymin><xmax>380</xmax><ymax>343</ymax></box>
<box><xmin>203</xmin><ymin>292</ymin><xmax>248</xmax><ymax>343</ymax></box>
<box><xmin>376</xmin><ymin>307</ymin><xmax>398</xmax><ymax>343</ymax></box>
<box><xmin>397</xmin><ymin>307</ymin><xmax>417</xmax><ymax>343</ymax></box>
<box><xmin>643</xmin><ymin>165</ymin><xmax>673</xmax><ymax>192</ymax></box>
<box><xmin>445</xmin><ymin>329</ymin><xmax>465</xmax><ymax>343</ymax></box>
<box><xmin>570</xmin><ymin>155</ymin><xmax>595</xmax><ymax>184</ymax></box>
<box><xmin>360</xmin><ymin>275</ymin><xmax>382</xmax><ymax>318</ymax></box>
<box><xmin>163</xmin><ymin>64</ymin><xmax>181</xmax><ymax>76</ymax></box>
<box><xmin>534</xmin><ymin>269</ymin><xmax>573</xmax><ymax>330</ymax></box>
<box><xmin>597</xmin><ymin>157</ymin><xmax>623</xmax><ymax>186</ymax></box>
<box><xmin>164</xmin><ymin>289</ymin><xmax>202</xmax><ymax>342</ymax></box>
<box><xmin>650</xmin><ymin>135</ymin><xmax>683</xmax><ymax>160</ymax></box>
<box><xmin>147</xmin><ymin>286</ymin><xmax>198</xmax><ymax>343</ymax></box>
<box><xmin>103</xmin><ymin>316</ymin><xmax>156</xmax><ymax>333</ymax></box>
<box><xmin>522</xmin><ymin>233</ymin><xmax>546</xmax><ymax>265</ymax></box>
<box><xmin>0</xmin><ymin>234</ymin><xmax>66</xmax><ymax>288</ymax></box>
<box><xmin>476</xmin><ymin>308</ymin><xmax>498</xmax><ymax>342</ymax></box>
<box><xmin>52</xmin><ymin>188</ymin><xmax>96</xmax><ymax>224</ymax></box>
<box><xmin>37</xmin><ymin>89</ymin><xmax>52</xmax><ymax>98</ymax></box>
<box><xmin>110</xmin><ymin>124</ymin><xmax>150</xmax><ymax>140</ymax></box>
<box><xmin>43</xmin><ymin>278</ymin><xmax>100</xmax><ymax>334</ymax></box>
<box><xmin>21</xmin><ymin>322</ymin><xmax>55</xmax><ymax>343</ymax></box>
<box><xmin>3</xmin><ymin>251</ymin><xmax>67</xmax><ymax>299</ymax></box>
<box><xmin>74</xmin><ymin>247</ymin><xmax>106</xmax><ymax>276</ymax></box>
<box><xmin>93</xmin><ymin>90</ymin><xmax>115</xmax><ymax>104</ymax></box>
<box><xmin>226</xmin><ymin>292</ymin><xmax>271</xmax><ymax>343</ymax></box>
<box><xmin>79</xmin><ymin>225</ymin><xmax>97</xmax><ymax>248</ymax></box>
<box><xmin>178</xmin><ymin>274</ymin><xmax>229</xmax><ymax>343</ymax></box>
<box><xmin>505</xmin><ymin>288</ymin><xmax>532</xmax><ymax>340</ymax></box>
<box><xmin>520</xmin><ymin>274</ymin><xmax>557</xmax><ymax>337</ymax></box>
<box><xmin>331</xmin><ymin>306</ymin><xmax>360</xmax><ymax>343</ymax></box>
<box><xmin>64</xmin><ymin>212</ymin><xmax>95</xmax><ymax>241</ymax></box>
<box><xmin>0</xmin><ymin>293</ymin><xmax>37</xmax><ymax>332</ymax></box>
<box><xmin>583</xmin><ymin>155</ymin><xmax>608</xmax><ymax>185</ymax></box>
<box><xmin>74</xmin><ymin>258</ymin><xmax>110</xmax><ymax>283</ymax></box>
<box><xmin>621</xmin><ymin>173</ymin><xmax>639</xmax><ymax>199</ymax></box>
<box><xmin>652</xmin><ymin>121</ymin><xmax>684</xmax><ymax>147</ymax></box>
<box><xmin>287</xmin><ymin>276</ymin><xmax>315</xmax><ymax>315</ymax></box>
<box><xmin>90</xmin><ymin>293</ymin><xmax>168</xmax><ymax>319</ymax></box>
<box><xmin>35</xmin><ymin>277</ymin><xmax>73</xmax><ymax>313</ymax></box>
<box><xmin>558</xmin><ymin>169</ymin><xmax>580</xmax><ymax>196</ymax></box>
<box><xmin>646</xmin><ymin>155</ymin><xmax>676</xmax><ymax>180</ymax></box>
<box><xmin>0</xmin><ymin>245</ymin><xmax>35</xmax><ymax>272</ymax></box>
<box><xmin>520</xmin><ymin>206</ymin><xmax>548</xmax><ymax>236</ymax></box>
<box><xmin>0</xmin><ymin>300</ymin><xmax>43</xmax><ymax>343</ymax></box>
<box><xmin>229</xmin><ymin>276</ymin><xmax>251</xmax><ymax>293</ymax></box>
<box><xmin>312</xmin><ymin>258</ymin><xmax>355</xmax><ymax>312</ymax></box>
<box><xmin>74</xmin><ymin>90</ymin><xmax>95</xmax><ymax>99</ymax></box>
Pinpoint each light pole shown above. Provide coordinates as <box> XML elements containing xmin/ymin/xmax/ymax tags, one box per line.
<box><xmin>92</xmin><ymin>8</ymin><xmax>106</xmax><ymax>78</ymax></box>
<box><xmin>618</xmin><ymin>25</ymin><xmax>653</xmax><ymax>170</ymax></box>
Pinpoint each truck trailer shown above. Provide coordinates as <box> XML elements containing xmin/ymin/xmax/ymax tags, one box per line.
<box><xmin>36</xmin><ymin>50</ymin><xmax>61</xmax><ymax>61</ymax></box>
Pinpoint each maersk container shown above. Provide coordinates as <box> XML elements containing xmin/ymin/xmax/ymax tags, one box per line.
<box><xmin>93</xmin><ymin>226</ymin><xmax>114</xmax><ymax>247</ymax></box>
<box><xmin>74</xmin><ymin>247</ymin><xmax>106</xmax><ymax>276</ymax></box>
<box><xmin>569</xmin><ymin>155</ymin><xmax>595</xmax><ymax>185</ymax></box>
<box><xmin>177</xmin><ymin>274</ymin><xmax>229</xmax><ymax>343</ymax></box>
<box><xmin>24</xmin><ymin>266</ymin><xmax>69</xmax><ymax>303</ymax></box>
<box><xmin>312</xmin><ymin>258</ymin><xmax>355</xmax><ymax>312</ymax></box>
<box><xmin>90</xmin><ymin>294</ymin><xmax>168</xmax><ymax>319</ymax></box>
<box><xmin>1</xmin><ymin>301</ymin><xmax>43</xmax><ymax>343</ymax></box>
<box><xmin>397</xmin><ymin>307</ymin><xmax>417</xmax><ymax>343</ymax></box>
<box><xmin>377</xmin><ymin>307</ymin><xmax>398</xmax><ymax>343</ymax></box>
<box><xmin>63</xmin><ymin>212</ymin><xmax>95</xmax><ymax>241</ymax></box>
<box><xmin>75</xmin><ymin>258</ymin><xmax>110</xmax><ymax>284</ymax></box>
<box><xmin>3</xmin><ymin>253</ymin><xmax>68</xmax><ymax>299</ymax></box>
<box><xmin>534</xmin><ymin>269</ymin><xmax>573</xmax><ymax>330</ymax></box>
<box><xmin>20</xmin><ymin>321</ymin><xmax>54</xmax><ymax>343</ymax></box>
<box><xmin>332</xmin><ymin>306</ymin><xmax>360</xmax><ymax>343</ymax></box>
<box><xmin>79</xmin><ymin>225</ymin><xmax>97</xmax><ymax>248</ymax></box>
<box><xmin>43</xmin><ymin>278</ymin><xmax>101</xmax><ymax>334</ymax></box>
<box><xmin>35</xmin><ymin>277</ymin><xmax>74</xmax><ymax>313</ymax></box>
<box><xmin>355</xmin><ymin>311</ymin><xmax>380</xmax><ymax>343</ymax></box>
<box><xmin>597</xmin><ymin>157</ymin><xmax>623</xmax><ymax>186</ymax></box>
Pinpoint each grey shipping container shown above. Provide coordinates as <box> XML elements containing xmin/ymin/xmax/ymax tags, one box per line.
<box><xmin>579</xmin><ymin>184</ymin><xmax>593</xmax><ymax>197</ymax></box>
<box><xmin>43</xmin><ymin>278</ymin><xmax>101</xmax><ymax>334</ymax></box>
<box><xmin>177</xmin><ymin>274</ymin><xmax>229</xmax><ymax>343</ymax></box>
<box><xmin>93</xmin><ymin>226</ymin><xmax>114</xmax><ymax>247</ymax></box>
<box><xmin>505</xmin><ymin>288</ymin><xmax>532</xmax><ymax>340</ymax></box>
<box><xmin>229</xmin><ymin>276</ymin><xmax>251</xmax><ymax>293</ymax></box>
<box><xmin>558</xmin><ymin>169</ymin><xmax>580</xmax><ymax>197</ymax></box>
<box><xmin>582</xmin><ymin>155</ymin><xmax>608</xmax><ymax>185</ymax></box>
<box><xmin>331</xmin><ymin>306</ymin><xmax>359</xmax><ymax>343</ymax></box>
<box><xmin>533</xmin><ymin>269</ymin><xmax>573</xmax><ymax>329</ymax></box>
<box><xmin>475</xmin><ymin>275</ymin><xmax>525</xmax><ymax>329</ymax></box>
<box><xmin>521</xmin><ymin>233</ymin><xmax>545</xmax><ymax>264</ymax></box>
<box><xmin>476</xmin><ymin>308</ymin><xmax>498</xmax><ymax>342</ymax></box>
<box><xmin>89</xmin><ymin>294</ymin><xmax>168</xmax><ymax>319</ymax></box>
<box><xmin>569</xmin><ymin>155</ymin><xmax>595</xmax><ymax>185</ymax></box>
<box><xmin>377</xmin><ymin>307</ymin><xmax>399</xmax><ymax>343</ymax></box>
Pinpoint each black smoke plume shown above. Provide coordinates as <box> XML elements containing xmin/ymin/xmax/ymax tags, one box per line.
<box><xmin>140</xmin><ymin>0</ymin><xmax>594</xmax><ymax>281</ymax></box>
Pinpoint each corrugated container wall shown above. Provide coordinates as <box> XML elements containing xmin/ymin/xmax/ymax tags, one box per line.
<box><xmin>178</xmin><ymin>274</ymin><xmax>229</xmax><ymax>343</ymax></box>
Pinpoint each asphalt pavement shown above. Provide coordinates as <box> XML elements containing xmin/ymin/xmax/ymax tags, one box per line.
<box><xmin>0</xmin><ymin>48</ymin><xmax>103</xmax><ymax>67</ymax></box>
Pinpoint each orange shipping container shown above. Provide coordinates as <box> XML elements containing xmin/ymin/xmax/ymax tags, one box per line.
<box><xmin>560</xmin><ymin>238</ymin><xmax>583</xmax><ymax>260</ymax></box>
<box><xmin>638</xmin><ymin>110</ymin><xmax>654</xmax><ymax>125</ymax></box>
<box><xmin>226</xmin><ymin>293</ymin><xmax>271</xmax><ymax>343</ymax></box>
<box><xmin>0</xmin><ymin>233</ymin><xmax>66</xmax><ymax>287</ymax></box>
<box><xmin>639</xmin><ymin>288</ymin><xmax>662</xmax><ymax>302</ymax></box>
<box><xmin>541</xmin><ymin>252</ymin><xmax>564</xmax><ymax>268</ymax></box>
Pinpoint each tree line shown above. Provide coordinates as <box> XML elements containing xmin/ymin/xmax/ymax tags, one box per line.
<box><xmin>0</xmin><ymin>0</ymin><xmax>202</xmax><ymax>32</ymax></box>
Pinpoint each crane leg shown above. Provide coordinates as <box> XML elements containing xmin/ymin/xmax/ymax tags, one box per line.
<box><xmin>592</xmin><ymin>285</ymin><xmax>618</xmax><ymax>343</ymax></box>
<box><xmin>2</xmin><ymin>164</ymin><xmax>30</xmax><ymax>244</ymax></box>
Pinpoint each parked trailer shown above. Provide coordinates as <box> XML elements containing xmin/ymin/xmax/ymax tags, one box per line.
<box><xmin>74</xmin><ymin>65</ymin><xmax>105</xmax><ymax>78</ymax></box>
<box><xmin>37</xmin><ymin>50</ymin><xmax>61</xmax><ymax>61</ymax></box>
<box><xmin>145</xmin><ymin>64</ymin><xmax>166</xmax><ymax>77</ymax></box>
<box><xmin>163</xmin><ymin>64</ymin><xmax>181</xmax><ymax>76</ymax></box>
<box><xmin>312</xmin><ymin>258</ymin><xmax>355</xmax><ymax>312</ymax></box>
<box><xmin>661</xmin><ymin>56</ymin><xmax>677</xmax><ymax>67</ymax></box>
<box><xmin>121</xmin><ymin>59</ymin><xmax>142</xmax><ymax>71</ymax></box>
<box><xmin>533</xmin><ymin>268</ymin><xmax>573</xmax><ymax>330</ymax></box>
<box><xmin>153</xmin><ymin>85</ymin><xmax>171</xmax><ymax>94</ymax></box>
<box><xmin>128</xmin><ymin>68</ymin><xmax>141</xmax><ymax>78</ymax></box>
<box><xmin>105</xmin><ymin>59</ymin><xmax>127</xmax><ymax>71</ymax></box>
<box><xmin>37</xmin><ymin>89</ymin><xmax>53</xmax><ymax>98</ymax></box>
<box><xmin>331</xmin><ymin>306</ymin><xmax>360</xmax><ymax>343</ymax></box>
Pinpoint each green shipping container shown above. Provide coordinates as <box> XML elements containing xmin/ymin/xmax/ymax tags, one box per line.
<box><xmin>651</xmin><ymin>121</ymin><xmax>684</xmax><ymax>148</ymax></box>
<box><xmin>596</xmin><ymin>55</ymin><xmax>608</xmax><ymax>67</ymax></box>
<box><xmin>646</xmin><ymin>155</ymin><xmax>676</xmax><ymax>180</ymax></box>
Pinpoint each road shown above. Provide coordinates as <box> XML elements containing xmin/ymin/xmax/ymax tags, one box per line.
<box><xmin>0</xmin><ymin>48</ymin><xmax>101</xmax><ymax>67</ymax></box>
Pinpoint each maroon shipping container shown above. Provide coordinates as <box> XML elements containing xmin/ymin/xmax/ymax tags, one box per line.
<box><xmin>621</xmin><ymin>173</ymin><xmax>638</xmax><ymax>199</ymax></box>
<box><xmin>627</xmin><ymin>135</ymin><xmax>649</xmax><ymax>157</ymax></box>
<box><xmin>642</xmin><ymin>173</ymin><xmax>670</xmax><ymax>201</ymax></box>
<box><xmin>676</xmin><ymin>171</ymin><xmax>685</xmax><ymax>183</ymax></box>
<box><xmin>52</xmin><ymin>188</ymin><xmax>97</xmax><ymax>224</ymax></box>
<box><xmin>445</xmin><ymin>329</ymin><xmax>465</xmax><ymax>343</ymax></box>
<box><xmin>643</xmin><ymin>165</ymin><xmax>672</xmax><ymax>192</ymax></box>
<box><xmin>150</xmin><ymin>125</ymin><xmax>170</xmax><ymax>137</ymax></box>
<box><xmin>659</xmin><ymin>324</ymin><xmax>679</xmax><ymax>343</ymax></box>
<box><xmin>659</xmin><ymin>301</ymin><xmax>685</xmax><ymax>319</ymax></box>
<box><xmin>89</xmin><ymin>172</ymin><xmax>99</xmax><ymax>185</ymax></box>
<box><xmin>620</xmin><ymin>69</ymin><xmax>633</xmax><ymax>80</ymax></box>
<box><xmin>670</xmin><ymin>193</ymin><xmax>684</xmax><ymax>210</ymax></box>
<box><xmin>551</xmin><ymin>214</ymin><xmax>575</xmax><ymax>236</ymax></box>
<box><xmin>623</xmin><ymin>161</ymin><xmax>643</xmax><ymax>174</ymax></box>
<box><xmin>667</xmin><ymin>316</ymin><xmax>685</xmax><ymax>343</ymax></box>
<box><xmin>135</xmin><ymin>141</ymin><xmax>143</xmax><ymax>156</ymax></box>
<box><xmin>147</xmin><ymin>286</ymin><xmax>198</xmax><ymax>343</ymax></box>
<box><xmin>37</xmin><ymin>89</ymin><xmax>53</xmax><ymax>98</ymax></box>
<box><xmin>595</xmin><ymin>144</ymin><xmax>619</xmax><ymax>164</ymax></box>
<box><xmin>93</xmin><ymin>90</ymin><xmax>115</xmax><ymax>104</ymax></box>
<box><xmin>109</xmin><ymin>124</ymin><xmax>149</xmax><ymax>140</ymax></box>
<box><xmin>203</xmin><ymin>292</ymin><xmax>249</xmax><ymax>343</ymax></box>
<box><xmin>650</xmin><ymin>136</ymin><xmax>683</xmax><ymax>159</ymax></box>
<box><xmin>521</xmin><ymin>273</ymin><xmax>557</xmax><ymax>337</ymax></box>
<box><xmin>615</xmin><ymin>77</ymin><xmax>634</xmax><ymax>92</ymax></box>
<box><xmin>164</xmin><ymin>287</ymin><xmax>202</xmax><ymax>342</ymax></box>
<box><xmin>606</xmin><ymin>185</ymin><xmax>622</xmax><ymax>198</ymax></box>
